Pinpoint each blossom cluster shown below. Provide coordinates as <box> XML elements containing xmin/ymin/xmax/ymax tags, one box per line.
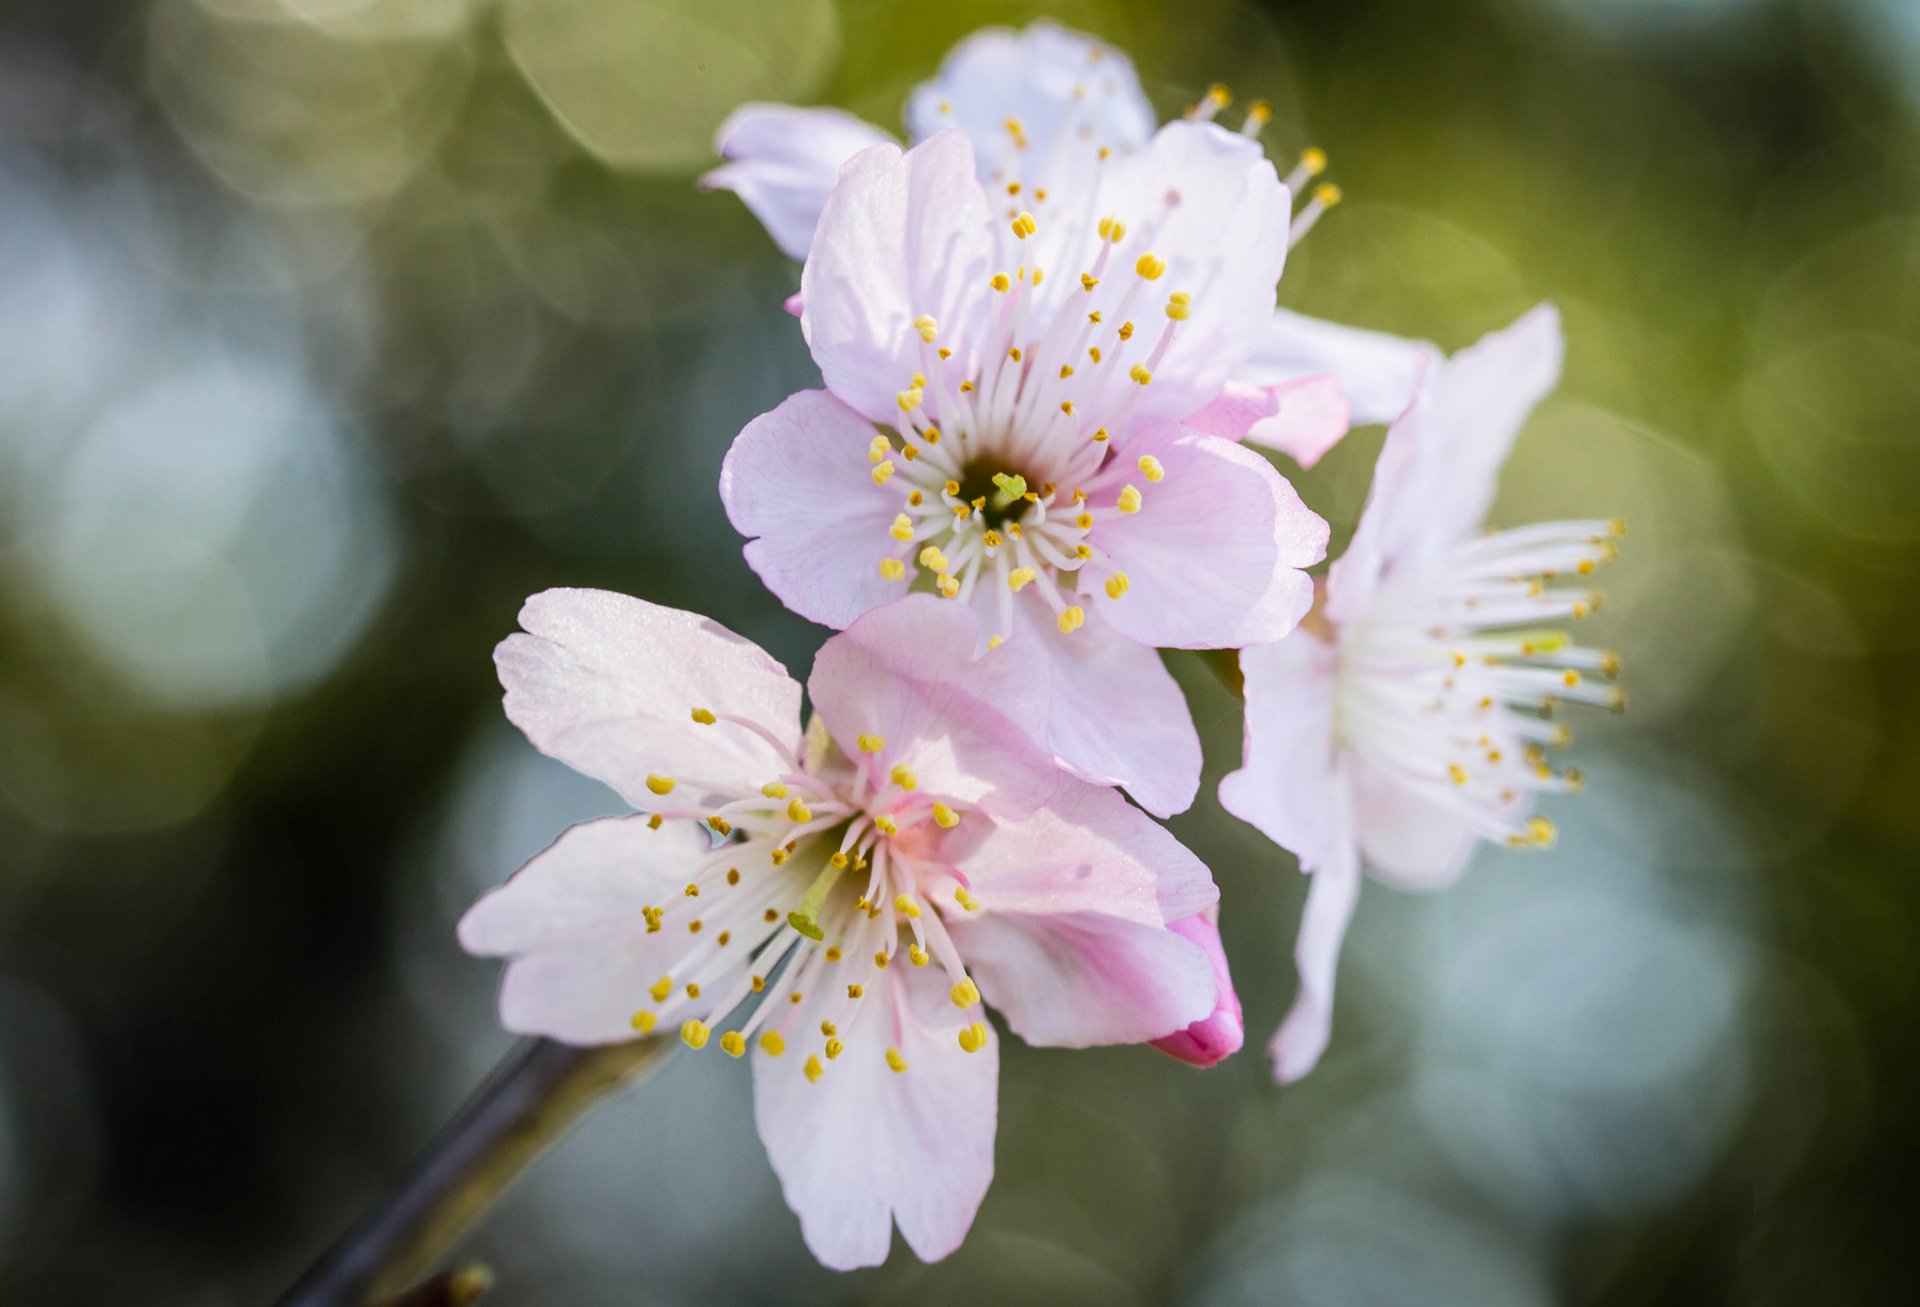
<box><xmin>460</xmin><ymin>22</ymin><xmax>1624</xmax><ymax>1271</ymax></box>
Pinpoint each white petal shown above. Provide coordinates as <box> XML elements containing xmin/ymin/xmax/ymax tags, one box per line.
<box><xmin>703</xmin><ymin>104</ymin><xmax>896</xmax><ymax>260</ymax></box>
<box><xmin>1235</xmin><ymin>307</ymin><xmax>1434</xmax><ymax>426</ymax></box>
<box><xmin>1217</xmin><ymin>635</ymin><xmax>1343</xmax><ymax>871</ymax></box>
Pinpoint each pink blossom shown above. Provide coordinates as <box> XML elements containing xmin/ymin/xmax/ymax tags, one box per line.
<box><xmin>721</xmin><ymin>124</ymin><xmax>1328</xmax><ymax>817</ymax></box>
<box><xmin>458</xmin><ymin>589</ymin><xmax>1222</xmax><ymax>1268</ymax></box>
<box><xmin>1218</xmin><ymin>306</ymin><xmax>1626</xmax><ymax>1083</ymax></box>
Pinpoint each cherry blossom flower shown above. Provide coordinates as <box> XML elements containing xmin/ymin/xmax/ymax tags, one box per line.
<box><xmin>704</xmin><ymin>19</ymin><xmax>1421</xmax><ymax>430</ymax></box>
<box><xmin>458</xmin><ymin>588</ymin><xmax>1222</xmax><ymax>1268</ymax></box>
<box><xmin>721</xmin><ymin>123</ymin><xmax>1328</xmax><ymax>817</ymax></box>
<box><xmin>1218</xmin><ymin>305</ymin><xmax>1626</xmax><ymax>1083</ymax></box>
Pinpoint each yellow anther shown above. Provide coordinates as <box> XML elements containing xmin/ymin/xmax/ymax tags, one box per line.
<box><xmin>690</xmin><ymin>707</ymin><xmax>717</xmax><ymax>725</ymax></box>
<box><xmin>914</xmin><ymin>314</ymin><xmax>937</xmax><ymax>343</ymax></box>
<box><xmin>1206</xmin><ymin>82</ymin><xmax>1231</xmax><ymax>108</ymax></box>
<box><xmin>1128</xmin><ymin>363</ymin><xmax>1153</xmax><ymax>385</ymax></box>
<box><xmin>825</xmin><ymin>1038</ymin><xmax>845</xmax><ymax>1060</ymax></box>
<box><xmin>1060</xmin><ymin>400</ymin><xmax>1076</xmax><ymax>415</ymax></box>
<box><xmin>761</xmin><ymin>782</ymin><xmax>787</xmax><ymax>799</ymax></box>
<box><xmin>894</xmin><ymin>893</ymin><xmax>922</xmax><ymax>919</ymax></box>
<box><xmin>982</xmin><ymin>530</ymin><xmax>1003</xmax><ymax>549</ymax></box>
<box><xmin>1105</xmin><ymin>572</ymin><xmax>1131</xmax><ymax>600</ymax></box>
<box><xmin>1011</xmin><ymin>211</ymin><xmax>1038</xmax><ymax>239</ymax></box>
<box><xmin>896</xmin><ymin>388</ymin><xmax>923</xmax><ymax>413</ymax></box>
<box><xmin>1314</xmin><ymin>182</ymin><xmax>1343</xmax><ymax>209</ymax></box>
<box><xmin>1056</xmin><ymin>605</ymin><xmax>1086</xmax><ymax>633</ymax></box>
<box><xmin>990</xmin><ymin>272</ymin><xmax>1011</xmax><ymax>293</ymax></box>
<box><xmin>890</xmin><ymin>763</ymin><xmax>918</xmax><ymax>791</ymax></box>
<box><xmin>955</xmin><ymin>886</ymin><xmax>979</xmax><ymax>911</ymax></box>
<box><xmin>786</xmin><ymin>798</ymin><xmax>812</xmax><ymax>823</ymax></box>
<box><xmin>1008</xmin><ymin>566</ymin><xmax>1038</xmax><ymax>592</ymax></box>
<box><xmin>1135</xmin><ymin>252</ymin><xmax>1167</xmax><ymax>280</ymax></box>
<box><xmin>937</xmin><ymin>574</ymin><xmax>961</xmax><ymax>598</ymax></box>
<box><xmin>720</xmin><ymin>1030</ymin><xmax>746</xmax><ymax>1058</ymax></box>
<box><xmin>932</xmin><ymin>802</ymin><xmax>959</xmax><ymax>828</ymax></box>
<box><xmin>1300</xmin><ymin>146</ymin><xmax>1327</xmax><ymax>176</ymax></box>
<box><xmin>857</xmin><ymin>733</ymin><xmax>885</xmax><ymax>753</ymax></box>
<box><xmin>825</xmin><ymin>945</ymin><xmax>843</xmax><ymax>962</ymax></box>
<box><xmin>1004</xmin><ymin>116</ymin><xmax>1027</xmax><ymax>146</ymax></box>
<box><xmin>847</xmin><ymin>983</ymin><xmax>864</xmax><ymax>1000</ymax></box>
<box><xmin>885</xmin><ymin>1047</ymin><xmax>909</xmax><ymax>1073</ymax></box>
<box><xmin>874</xmin><ymin>814</ymin><xmax>899</xmax><ymax>838</ymax></box>
<box><xmin>642</xmin><ymin>906</ymin><xmax>663</xmax><ymax>933</ymax></box>
<box><xmin>684</xmin><ymin>980</ymin><xmax>701</xmax><ymax>999</ymax></box>
<box><xmin>951</xmin><ymin>977</ymin><xmax>981</xmax><ymax>1008</ymax></box>
<box><xmin>986</xmin><ymin>635</ymin><xmax>1004</xmax><ymax>649</ymax></box>
<box><xmin>630</xmin><ymin>1010</ymin><xmax>657</xmax><ymax>1033</ymax></box>
<box><xmin>872</xmin><ymin>460</ymin><xmax>896</xmax><ymax>486</ymax></box>
<box><xmin>868</xmin><ymin>435</ymin><xmax>890</xmax><ymax>463</ymax></box>
<box><xmin>759</xmin><ymin>1030</ymin><xmax>786</xmax><ymax>1056</ymax></box>
<box><xmin>879</xmin><ymin>557</ymin><xmax>906</xmax><ymax>581</ymax></box>
<box><xmin>1601</xmin><ymin>650</ymin><xmax>1622</xmax><ymax>679</ymax></box>
<box><xmin>1609</xmin><ymin>518</ymin><xmax>1628</xmax><ymax>537</ymax></box>
<box><xmin>909</xmin><ymin>944</ymin><xmax>929</xmax><ymax>966</ymax></box>
<box><xmin>1074</xmin><ymin>511</ymin><xmax>1094</xmax><ymax>529</ymax></box>
<box><xmin>917</xmin><ymin>546</ymin><xmax>949</xmax><ymax>572</ymax></box>
<box><xmin>683</xmin><ymin>882</ymin><xmax>700</xmax><ymax>898</ymax></box>
<box><xmin>1528</xmin><ymin>816</ymin><xmax>1557</xmax><ymax>847</ymax></box>
<box><xmin>647</xmin><ymin>814</ymin><xmax>663</xmax><ymax>829</ymax></box>
<box><xmin>649</xmin><ymin>975</ymin><xmax>672</xmax><ymax>1003</ymax></box>
<box><xmin>1081</xmin><ymin>273</ymin><xmax>1100</xmax><ymax>292</ymax></box>
<box><xmin>1562</xmin><ymin>669</ymin><xmax>1583</xmax><ymax>688</ymax></box>
<box><xmin>1137</xmin><ymin>454</ymin><xmax>1165</xmax><ymax>482</ymax></box>
<box><xmin>680</xmin><ymin>1019</ymin><xmax>710</xmax><ymax>1050</ymax></box>
<box><xmin>890</xmin><ymin>513</ymin><xmax>915</xmax><ymax>542</ymax></box>
<box><xmin>645</xmin><ymin>774</ymin><xmax>675</xmax><ymax>796</ymax></box>
<box><xmin>1117</xmin><ymin>484</ymin><xmax>1143</xmax><ymax>513</ymax></box>
<box><xmin>1448</xmin><ymin>762</ymin><xmax>1469</xmax><ymax>786</ymax></box>
<box><xmin>923</xmin><ymin>424</ymin><xmax>941</xmax><ymax>444</ymax></box>
<box><xmin>874</xmin><ymin>951</ymin><xmax>891</xmax><ymax>968</ymax></box>
<box><xmin>687</xmin><ymin>918</ymin><xmax>702</xmax><ymax>934</ymax></box>
<box><xmin>829</xmin><ymin>851</ymin><xmax>849</xmax><ymax>870</ymax></box>
<box><xmin>1091</xmin><ymin>427</ymin><xmax>1109</xmax><ymax>444</ymax></box>
<box><xmin>1118</xmin><ymin>321</ymin><xmax>1136</xmax><ymax>341</ymax></box>
<box><xmin>958</xmin><ymin>1021</ymin><xmax>989</xmax><ymax>1053</ymax></box>
<box><xmin>707</xmin><ymin>815</ymin><xmax>732</xmax><ymax>836</ymax></box>
<box><xmin>1166</xmin><ymin>292</ymin><xmax>1192</xmax><ymax>321</ymax></box>
<box><xmin>804</xmin><ymin>1055</ymin><xmax>824</xmax><ymax>1083</ymax></box>
<box><xmin>820</xmin><ymin>1020</ymin><xmax>836</xmax><ymax>1037</ymax></box>
<box><xmin>941</xmin><ymin>478</ymin><xmax>961</xmax><ymax>497</ymax></box>
<box><xmin>1097</xmin><ymin>215</ymin><xmax>1126</xmax><ymax>243</ymax></box>
<box><xmin>1245</xmin><ymin>99</ymin><xmax>1273</xmax><ymax>126</ymax></box>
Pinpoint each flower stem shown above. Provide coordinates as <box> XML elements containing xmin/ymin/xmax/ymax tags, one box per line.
<box><xmin>276</xmin><ymin>1036</ymin><xmax>673</xmax><ymax>1307</ymax></box>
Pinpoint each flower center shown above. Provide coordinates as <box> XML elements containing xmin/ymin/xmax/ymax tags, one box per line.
<box><xmin>626</xmin><ymin>721</ymin><xmax>990</xmax><ymax>1075</ymax></box>
<box><xmin>1334</xmin><ymin>518</ymin><xmax>1627</xmax><ymax>849</ymax></box>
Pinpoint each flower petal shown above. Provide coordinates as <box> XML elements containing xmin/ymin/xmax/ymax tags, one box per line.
<box><xmin>702</xmin><ymin>104</ymin><xmax>895</xmax><ymax>260</ymax></box>
<box><xmin>1217</xmin><ymin>634</ymin><xmax>1342</xmax><ymax>871</ymax></box>
<box><xmin>904</xmin><ymin>21</ymin><xmax>1155</xmax><ymax>196</ymax></box>
<box><xmin>1349</xmin><ymin>757</ymin><xmax>1480</xmax><ymax>890</ymax></box>
<box><xmin>945</xmin><ymin>776</ymin><xmax>1219</xmax><ymax>1047</ymax></box>
<box><xmin>721</xmin><ymin>388</ymin><xmax>908</xmax><ymax>629</ymax></box>
<box><xmin>1235</xmin><ymin>307</ymin><xmax>1433</xmax><ymax>426</ymax></box>
<box><xmin>458</xmin><ymin>815</ymin><xmax>711</xmax><ymax>1044</ymax></box>
<box><xmin>801</xmin><ymin>130</ymin><xmax>995</xmax><ymax>424</ymax></box>
<box><xmin>753</xmin><ymin>961</ymin><xmax>998</xmax><ymax>1270</ymax></box>
<box><xmin>808</xmin><ymin>595</ymin><xmax>1058</xmax><ymax>820</ymax></box>
<box><xmin>496</xmin><ymin>589</ymin><xmax>803</xmax><ymax>814</ymax></box>
<box><xmin>1186</xmin><ymin>375</ymin><xmax>1352</xmax><ymax>469</ymax></box>
<box><xmin>1269</xmin><ymin>827</ymin><xmax>1361</xmax><ymax>1085</ymax></box>
<box><xmin>1150</xmin><ymin>907</ymin><xmax>1245</xmax><ymax>1068</ymax></box>
<box><xmin>1087</xmin><ymin>426</ymin><xmax>1326</xmax><ymax>650</ymax></box>
<box><xmin>1015</xmin><ymin>602</ymin><xmax>1201</xmax><ymax>819</ymax></box>
<box><xmin>1087</xmin><ymin>120</ymin><xmax>1292</xmax><ymax>422</ymax></box>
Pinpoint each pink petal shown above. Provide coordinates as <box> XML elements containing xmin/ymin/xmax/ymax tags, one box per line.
<box><xmin>495</xmin><ymin>589</ymin><xmax>803</xmax><ymax>815</ymax></box>
<box><xmin>1186</xmin><ymin>375</ymin><xmax>1352</xmax><ymax>469</ymax></box>
<box><xmin>903</xmin><ymin>21</ymin><xmax>1155</xmax><ymax>204</ymax></box>
<box><xmin>1086</xmin><ymin>121</ymin><xmax>1291</xmax><ymax>422</ymax></box>
<box><xmin>1150</xmin><ymin>907</ymin><xmax>1245</xmax><ymax>1068</ymax></box>
<box><xmin>1349</xmin><ymin>758</ymin><xmax>1480</xmax><ymax>891</ymax></box>
<box><xmin>801</xmin><ymin>131</ymin><xmax>995</xmax><ymax>425</ymax></box>
<box><xmin>1015</xmin><ymin>602</ymin><xmax>1201</xmax><ymax>819</ymax></box>
<box><xmin>701</xmin><ymin>104</ymin><xmax>894</xmax><ymax>261</ymax></box>
<box><xmin>1270</xmin><ymin>832</ymin><xmax>1362</xmax><ymax>1085</ymax></box>
<box><xmin>808</xmin><ymin>595</ymin><xmax>1058</xmax><ymax>820</ymax></box>
<box><xmin>721</xmin><ymin>389</ymin><xmax>909</xmax><ymax>630</ymax></box>
<box><xmin>1235</xmin><ymin>307</ymin><xmax>1434</xmax><ymax>426</ymax></box>
<box><xmin>1086</xmin><ymin>426</ymin><xmax>1326</xmax><ymax>650</ymax></box>
<box><xmin>753</xmin><ymin>963</ymin><xmax>998</xmax><ymax>1270</ymax></box>
<box><xmin>1217</xmin><ymin>635</ymin><xmax>1343</xmax><ymax>871</ymax></box>
<box><xmin>457</xmin><ymin>815</ymin><xmax>711</xmax><ymax>1045</ymax></box>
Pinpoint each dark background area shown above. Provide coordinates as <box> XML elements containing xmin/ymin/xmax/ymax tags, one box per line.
<box><xmin>2</xmin><ymin>0</ymin><xmax>1916</xmax><ymax>1302</ymax></box>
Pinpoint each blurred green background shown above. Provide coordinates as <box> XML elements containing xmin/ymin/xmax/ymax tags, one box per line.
<box><xmin>1</xmin><ymin>0</ymin><xmax>1916</xmax><ymax>1302</ymax></box>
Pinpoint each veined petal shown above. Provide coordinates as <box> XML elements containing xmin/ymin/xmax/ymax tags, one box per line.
<box><xmin>904</xmin><ymin>21</ymin><xmax>1155</xmax><ymax>198</ymax></box>
<box><xmin>702</xmin><ymin>104</ymin><xmax>895</xmax><ymax>260</ymax></box>
<box><xmin>1087</xmin><ymin>426</ymin><xmax>1326</xmax><ymax>650</ymax></box>
<box><xmin>496</xmin><ymin>590</ymin><xmax>803</xmax><ymax>814</ymax></box>
<box><xmin>1085</xmin><ymin>120</ymin><xmax>1291</xmax><ymax>422</ymax></box>
<box><xmin>1270</xmin><ymin>823</ymin><xmax>1361</xmax><ymax>1085</ymax></box>
<box><xmin>1218</xmin><ymin>635</ymin><xmax>1343</xmax><ymax>872</ymax></box>
<box><xmin>801</xmin><ymin>130</ymin><xmax>995</xmax><ymax>425</ymax></box>
<box><xmin>807</xmin><ymin>596</ymin><xmax>1057</xmax><ymax>820</ymax></box>
<box><xmin>1186</xmin><ymin>375</ymin><xmax>1352</xmax><ymax>469</ymax></box>
<box><xmin>1015</xmin><ymin>602</ymin><xmax>1201</xmax><ymax>819</ymax></box>
<box><xmin>1235</xmin><ymin>307</ymin><xmax>1433</xmax><ymax>426</ymax></box>
<box><xmin>1150</xmin><ymin>907</ymin><xmax>1245</xmax><ymax>1068</ymax></box>
<box><xmin>721</xmin><ymin>389</ymin><xmax>907</xmax><ymax>630</ymax></box>
<box><xmin>753</xmin><ymin>961</ymin><xmax>998</xmax><ymax>1270</ymax></box>
<box><xmin>458</xmin><ymin>816</ymin><xmax>712</xmax><ymax>1044</ymax></box>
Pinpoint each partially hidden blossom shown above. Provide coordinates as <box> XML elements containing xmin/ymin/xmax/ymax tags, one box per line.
<box><xmin>459</xmin><ymin>589</ymin><xmax>1224</xmax><ymax>1268</ymax></box>
<box><xmin>703</xmin><ymin>18</ymin><xmax>1429</xmax><ymax>426</ymax></box>
<box><xmin>719</xmin><ymin>120</ymin><xmax>1329</xmax><ymax>819</ymax></box>
<box><xmin>1218</xmin><ymin>305</ymin><xmax>1627</xmax><ymax>1083</ymax></box>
